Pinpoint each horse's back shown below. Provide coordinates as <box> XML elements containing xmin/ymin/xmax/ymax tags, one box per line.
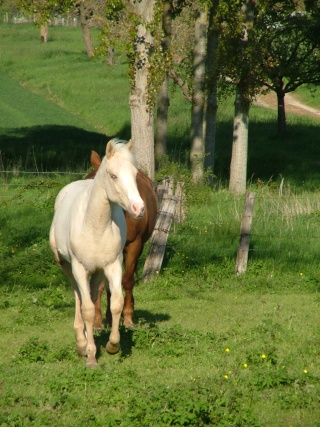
<box><xmin>51</xmin><ymin>180</ymin><xmax>92</xmax><ymax>263</ymax></box>
<box><xmin>54</xmin><ymin>180</ymin><xmax>91</xmax><ymax>212</ymax></box>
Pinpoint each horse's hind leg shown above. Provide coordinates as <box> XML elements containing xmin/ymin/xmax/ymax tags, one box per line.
<box><xmin>122</xmin><ymin>240</ymin><xmax>142</xmax><ymax>327</ymax></box>
<box><xmin>90</xmin><ymin>272</ymin><xmax>106</xmax><ymax>330</ymax></box>
<box><xmin>105</xmin><ymin>289</ymin><xmax>112</xmax><ymax>327</ymax></box>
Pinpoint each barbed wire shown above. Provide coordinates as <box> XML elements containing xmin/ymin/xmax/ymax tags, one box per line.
<box><xmin>1</xmin><ymin>180</ymin><xmax>320</xmax><ymax>201</ymax></box>
<box><xmin>0</xmin><ymin>170</ymin><xmax>84</xmax><ymax>175</ymax></box>
<box><xmin>1</xmin><ymin>171</ymin><xmax>320</xmax><ymax>246</ymax></box>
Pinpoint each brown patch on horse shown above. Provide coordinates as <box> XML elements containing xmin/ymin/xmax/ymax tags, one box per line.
<box><xmin>84</xmin><ymin>151</ymin><xmax>101</xmax><ymax>179</ymax></box>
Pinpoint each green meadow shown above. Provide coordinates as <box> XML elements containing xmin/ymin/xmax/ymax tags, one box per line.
<box><xmin>0</xmin><ymin>23</ymin><xmax>320</xmax><ymax>426</ymax></box>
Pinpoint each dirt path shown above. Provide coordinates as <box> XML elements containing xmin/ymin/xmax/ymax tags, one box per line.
<box><xmin>254</xmin><ymin>91</ymin><xmax>320</xmax><ymax>120</ymax></box>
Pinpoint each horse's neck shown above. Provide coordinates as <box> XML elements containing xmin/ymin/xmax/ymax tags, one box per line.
<box><xmin>84</xmin><ymin>171</ymin><xmax>112</xmax><ymax>232</ymax></box>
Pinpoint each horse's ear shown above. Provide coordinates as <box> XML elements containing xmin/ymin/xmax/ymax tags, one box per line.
<box><xmin>127</xmin><ymin>139</ymin><xmax>133</xmax><ymax>151</ymax></box>
<box><xmin>106</xmin><ymin>140</ymin><xmax>115</xmax><ymax>159</ymax></box>
<box><xmin>90</xmin><ymin>150</ymin><xmax>101</xmax><ymax>169</ymax></box>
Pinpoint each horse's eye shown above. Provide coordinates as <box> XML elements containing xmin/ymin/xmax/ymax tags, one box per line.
<box><xmin>110</xmin><ymin>174</ymin><xmax>117</xmax><ymax>179</ymax></box>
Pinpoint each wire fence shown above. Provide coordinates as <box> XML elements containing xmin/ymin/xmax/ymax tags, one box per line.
<box><xmin>1</xmin><ymin>170</ymin><xmax>320</xmax><ymax>246</ymax></box>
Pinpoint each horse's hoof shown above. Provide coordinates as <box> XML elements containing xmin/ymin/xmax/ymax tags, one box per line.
<box><xmin>86</xmin><ymin>361</ymin><xmax>98</xmax><ymax>369</ymax></box>
<box><xmin>124</xmin><ymin>321</ymin><xmax>135</xmax><ymax>329</ymax></box>
<box><xmin>94</xmin><ymin>321</ymin><xmax>103</xmax><ymax>330</ymax></box>
<box><xmin>77</xmin><ymin>345</ymin><xmax>87</xmax><ymax>357</ymax></box>
<box><xmin>106</xmin><ymin>341</ymin><xmax>120</xmax><ymax>354</ymax></box>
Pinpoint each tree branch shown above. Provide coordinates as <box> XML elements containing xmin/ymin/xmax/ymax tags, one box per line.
<box><xmin>169</xmin><ymin>69</ymin><xmax>192</xmax><ymax>103</ymax></box>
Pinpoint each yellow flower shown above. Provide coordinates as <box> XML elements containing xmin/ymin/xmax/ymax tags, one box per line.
<box><xmin>303</xmin><ymin>369</ymin><xmax>308</xmax><ymax>374</ymax></box>
<box><xmin>243</xmin><ymin>363</ymin><xmax>248</xmax><ymax>368</ymax></box>
<box><xmin>225</xmin><ymin>348</ymin><xmax>230</xmax><ymax>353</ymax></box>
<box><xmin>224</xmin><ymin>375</ymin><xmax>228</xmax><ymax>379</ymax></box>
<box><xmin>261</xmin><ymin>354</ymin><xmax>266</xmax><ymax>359</ymax></box>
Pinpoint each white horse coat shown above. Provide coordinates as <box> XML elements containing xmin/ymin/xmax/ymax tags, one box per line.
<box><xmin>49</xmin><ymin>139</ymin><xmax>144</xmax><ymax>367</ymax></box>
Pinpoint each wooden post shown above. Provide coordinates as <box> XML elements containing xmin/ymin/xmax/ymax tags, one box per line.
<box><xmin>142</xmin><ymin>192</ymin><xmax>178</xmax><ymax>282</ymax></box>
<box><xmin>235</xmin><ymin>192</ymin><xmax>255</xmax><ymax>275</ymax></box>
<box><xmin>142</xmin><ymin>177</ymin><xmax>185</xmax><ymax>281</ymax></box>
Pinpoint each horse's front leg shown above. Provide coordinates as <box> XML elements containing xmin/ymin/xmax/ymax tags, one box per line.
<box><xmin>104</xmin><ymin>258</ymin><xmax>124</xmax><ymax>354</ymax></box>
<box><xmin>72</xmin><ymin>259</ymin><xmax>97</xmax><ymax>368</ymax></box>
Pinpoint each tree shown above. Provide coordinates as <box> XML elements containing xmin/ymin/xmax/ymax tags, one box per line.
<box><xmin>203</xmin><ymin>0</ymin><xmax>220</xmax><ymax>179</ymax></box>
<box><xmin>129</xmin><ymin>0</ymin><xmax>157</xmax><ymax>179</ymax></box>
<box><xmin>17</xmin><ymin>0</ymin><xmax>75</xmax><ymax>42</ymax></box>
<box><xmin>97</xmin><ymin>1</ymin><xmax>168</xmax><ymax>178</ymax></box>
<box><xmin>155</xmin><ymin>0</ymin><xmax>172</xmax><ymax>165</ymax></box>
<box><xmin>190</xmin><ymin>5</ymin><xmax>207</xmax><ymax>183</ymax></box>
<box><xmin>256</xmin><ymin>2</ymin><xmax>320</xmax><ymax>134</ymax></box>
<box><xmin>77</xmin><ymin>0</ymin><xmax>94</xmax><ymax>57</ymax></box>
<box><xmin>17</xmin><ymin>0</ymin><xmax>104</xmax><ymax>55</ymax></box>
<box><xmin>228</xmin><ymin>1</ymin><xmax>255</xmax><ymax>194</ymax></box>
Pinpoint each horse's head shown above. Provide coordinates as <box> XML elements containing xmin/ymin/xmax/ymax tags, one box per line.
<box><xmin>101</xmin><ymin>139</ymin><xmax>145</xmax><ymax>219</ymax></box>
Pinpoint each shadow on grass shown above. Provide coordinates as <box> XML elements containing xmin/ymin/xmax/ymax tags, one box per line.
<box><xmin>167</xmin><ymin>119</ymin><xmax>320</xmax><ymax>189</ymax></box>
<box><xmin>94</xmin><ymin>310</ymin><xmax>171</xmax><ymax>360</ymax></box>
<box><xmin>0</xmin><ymin>123</ymin><xmax>132</xmax><ymax>171</ymax></box>
<box><xmin>2</xmin><ymin>118</ymin><xmax>319</xmax><ymax>187</ymax></box>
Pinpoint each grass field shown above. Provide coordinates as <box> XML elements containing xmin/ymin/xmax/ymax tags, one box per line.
<box><xmin>0</xmin><ymin>22</ymin><xmax>320</xmax><ymax>426</ymax></box>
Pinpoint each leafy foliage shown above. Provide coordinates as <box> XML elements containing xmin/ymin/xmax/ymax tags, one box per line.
<box><xmin>16</xmin><ymin>0</ymin><xmax>76</xmax><ymax>25</ymax></box>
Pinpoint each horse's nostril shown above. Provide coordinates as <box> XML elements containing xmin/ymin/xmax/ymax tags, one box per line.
<box><xmin>133</xmin><ymin>203</ymin><xmax>145</xmax><ymax>217</ymax></box>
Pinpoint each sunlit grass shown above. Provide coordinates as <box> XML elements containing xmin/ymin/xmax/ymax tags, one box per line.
<box><xmin>1</xmin><ymin>22</ymin><xmax>320</xmax><ymax>426</ymax></box>
<box><xmin>296</xmin><ymin>84</ymin><xmax>320</xmax><ymax>110</ymax></box>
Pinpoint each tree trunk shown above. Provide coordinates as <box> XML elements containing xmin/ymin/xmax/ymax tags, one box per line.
<box><xmin>190</xmin><ymin>8</ymin><xmax>207</xmax><ymax>184</ymax></box>
<box><xmin>79</xmin><ymin>1</ymin><xmax>94</xmax><ymax>58</ymax></box>
<box><xmin>129</xmin><ymin>0</ymin><xmax>155</xmax><ymax>180</ymax></box>
<box><xmin>40</xmin><ymin>24</ymin><xmax>48</xmax><ymax>43</ymax></box>
<box><xmin>229</xmin><ymin>85</ymin><xmax>250</xmax><ymax>194</ymax></box>
<box><xmin>108</xmin><ymin>46</ymin><xmax>115</xmax><ymax>65</ymax></box>
<box><xmin>204</xmin><ymin>2</ymin><xmax>220</xmax><ymax>179</ymax></box>
<box><xmin>155</xmin><ymin>74</ymin><xmax>169</xmax><ymax>163</ymax></box>
<box><xmin>276</xmin><ymin>86</ymin><xmax>286</xmax><ymax>135</ymax></box>
<box><xmin>229</xmin><ymin>0</ymin><xmax>254</xmax><ymax>194</ymax></box>
<box><xmin>155</xmin><ymin>0</ymin><xmax>172</xmax><ymax>167</ymax></box>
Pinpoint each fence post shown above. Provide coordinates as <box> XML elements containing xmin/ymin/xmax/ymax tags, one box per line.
<box><xmin>142</xmin><ymin>176</ymin><xmax>186</xmax><ymax>282</ymax></box>
<box><xmin>142</xmin><ymin>192</ymin><xmax>178</xmax><ymax>282</ymax></box>
<box><xmin>235</xmin><ymin>192</ymin><xmax>255</xmax><ymax>275</ymax></box>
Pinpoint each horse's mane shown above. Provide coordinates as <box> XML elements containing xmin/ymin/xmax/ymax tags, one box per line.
<box><xmin>84</xmin><ymin>139</ymin><xmax>139</xmax><ymax>180</ymax></box>
<box><xmin>108</xmin><ymin>138</ymin><xmax>138</xmax><ymax>167</ymax></box>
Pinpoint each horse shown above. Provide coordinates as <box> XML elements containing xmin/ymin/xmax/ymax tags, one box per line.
<box><xmin>49</xmin><ymin>139</ymin><xmax>145</xmax><ymax>367</ymax></box>
<box><xmin>85</xmin><ymin>150</ymin><xmax>157</xmax><ymax>329</ymax></box>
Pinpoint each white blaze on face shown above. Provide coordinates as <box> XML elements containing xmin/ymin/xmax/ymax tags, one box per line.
<box><xmin>130</xmin><ymin>192</ymin><xmax>145</xmax><ymax>218</ymax></box>
<box><xmin>105</xmin><ymin>139</ymin><xmax>145</xmax><ymax>218</ymax></box>
<box><xmin>119</xmin><ymin>166</ymin><xmax>144</xmax><ymax>218</ymax></box>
